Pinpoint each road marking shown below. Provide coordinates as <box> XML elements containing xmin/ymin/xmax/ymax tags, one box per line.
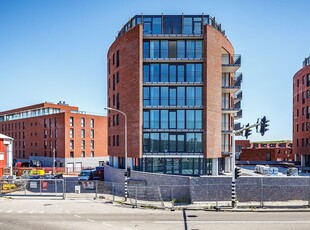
<box><xmin>17</xmin><ymin>210</ymin><xmax>24</xmax><ymax>213</ymax></box>
<box><xmin>29</xmin><ymin>211</ymin><xmax>34</xmax><ymax>213</ymax></box>
<box><xmin>154</xmin><ymin>220</ymin><xmax>310</xmax><ymax>224</ymax></box>
<box><xmin>123</xmin><ymin>228</ymin><xmax>133</xmax><ymax>230</ymax></box>
<box><xmin>102</xmin><ymin>222</ymin><xmax>112</xmax><ymax>227</ymax></box>
<box><xmin>86</xmin><ymin>219</ymin><xmax>95</xmax><ymax>223</ymax></box>
<box><xmin>74</xmin><ymin>215</ymin><xmax>81</xmax><ymax>218</ymax></box>
<box><xmin>39</xmin><ymin>211</ymin><xmax>45</xmax><ymax>214</ymax></box>
<box><xmin>65</xmin><ymin>211</ymin><xmax>70</xmax><ymax>214</ymax></box>
<box><xmin>6</xmin><ymin>211</ymin><xmax>12</xmax><ymax>213</ymax></box>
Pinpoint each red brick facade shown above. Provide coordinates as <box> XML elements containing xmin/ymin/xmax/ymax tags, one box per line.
<box><xmin>293</xmin><ymin>62</ymin><xmax>310</xmax><ymax>163</ymax></box>
<box><xmin>0</xmin><ymin>102</ymin><xmax>108</xmax><ymax>167</ymax></box>
<box><xmin>236</xmin><ymin>140</ymin><xmax>294</xmax><ymax>162</ymax></box>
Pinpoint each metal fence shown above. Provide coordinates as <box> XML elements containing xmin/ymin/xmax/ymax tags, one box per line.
<box><xmin>2</xmin><ymin>178</ymin><xmax>310</xmax><ymax>209</ymax></box>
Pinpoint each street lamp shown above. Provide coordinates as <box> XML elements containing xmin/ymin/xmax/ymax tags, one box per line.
<box><xmin>104</xmin><ymin>107</ymin><xmax>128</xmax><ymax>200</ymax></box>
<box><xmin>52</xmin><ymin>148</ymin><xmax>56</xmax><ymax>175</ymax></box>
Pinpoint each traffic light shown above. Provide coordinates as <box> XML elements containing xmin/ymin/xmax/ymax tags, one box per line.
<box><xmin>127</xmin><ymin>167</ymin><xmax>131</xmax><ymax>178</ymax></box>
<box><xmin>235</xmin><ymin>167</ymin><xmax>241</xmax><ymax>179</ymax></box>
<box><xmin>260</xmin><ymin>116</ymin><xmax>270</xmax><ymax>136</ymax></box>
<box><xmin>124</xmin><ymin>171</ymin><xmax>128</xmax><ymax>177</ymax></box>
<box><xmin>244</xmin><ymin>123</ymin><xmax>252</xmax><ymax>139</ymax></box>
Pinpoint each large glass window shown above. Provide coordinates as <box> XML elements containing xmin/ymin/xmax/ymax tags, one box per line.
<box><xmin>160</xmin><ymin>64</ymin><xmax>169</xmax><ymax>82</ymax></box>
<box><xmin>143</xmin><ymin>41</ymin><xmax>150</xmax><ymax>58</ymax></box>
<box><xmin>152</xmin><ymin>17</ymin><xmax>162</xmax><ymax>34</ymax></box>
<box><xmin>177</xmin><ymin>41</ymin><xmax>185</xmax><ymax>58</ymax></box>
<box><xmin>160</xmin><ymin>133</ymin><xmax>169</xmax><ymax>152</ymax></box>
<box><xmin>183</xmin><ymin>17</ymin><xmax>192</xmax><ymax>34</ymax></box>
<box><xmin>161</xmin><ymin>40</ymin><xmax>168</xmax><ymax>58</ymax></box>
<box><xmin>160</xmin><ymin>110</ymin><xmax>168</xmax><ymax>129</ymax></box>
<box><xmin>150</xmin><ymin>64</ymin><xmax>160</xmax><ymax>82</ymax></box>
<box><xmin>150</xmin><ymin>41</ymin><xmax>159</xmax><ymax>58</ymax></box>
<box><xmin>150</xmin><ymin>87</ymin><xmax>160</xmax><ymax>105</ymax></box>
<box><xmin>169</xmin><ymin>111</ymin><xmax>177</xmax><ymax>129</ymax></box>
<box><xmin>150</xmin><ymin>110</ymin><xmax>160</xmax><ymax>129</ymax></box>
<box><xmin>144</xmin><ymin>87</ymin><xmax>150</xmax><ymax>106</ymax></box>
<box><xmin>143</xmin><ymin>65</ymin><xmax>150</xmax><ymax>82</ymax></box>
<box><xmin>150</xmin><ymin>133</ymin><xmax>160</xmax><ymax>152</ymax></box>
<box><xmin>143</xmin><ymin>111</ymin><xmax>150</xmax><ymax>129</ymax></box>
<box><xmin>161</xmin><ymin>87</ymin><xmax>169</xmax><ymax>106</ymax></box>
<box><xmin>177</xmin><ymin>110</ymin><xmax>185</xmax><ymax>129</ymax></box>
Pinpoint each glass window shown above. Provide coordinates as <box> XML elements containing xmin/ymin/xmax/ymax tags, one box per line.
<box><xmin>81</xmin><ymin>140</ymin><xmax>85</xmax><ymax>149</ymax></box>
<box><xmin>177</xmin><ymin>110</ymin><xmax>185</xmax><ymax>129</ymax></box>
<box><xmin>195</xmin><ymin>40</ymin><xmax>203</xmax><ymax>58</ymax></box>
<box><xmin>150</xmin><ymin>110</ymin><xmax>159</xmax><ymax>129</ymax></box>
<box><xmin>143</xmin><ymin>18</ymin><xmax>151</xmax><ymax>34</ymax></box>
<box><xmin>150</xmin><ymin>64</ymin><xmax>160</xmax><ymax>82</ymax></box>
<box><xmin>196</xmin><ymin>133</ymin><xmax>203</xmax><ymax>152</ymax></box>
<box><xmin>186</xmin><ymin>133</ymin><xmax>195</xmax><ymax>152</ymax></box>
<box><xmin>195</xmin><ymin>110</ymin><xmax>203</xmax><ymax>129</ymax></box>
<box><xmin>196</xmin><ymin>64</ymin><xmax>203</xmax><ymax>82</ymax></box>
<box><xmin>81</xmin><ymin>129</ymin><xmax>85</xmax><ymax>138</ymax></box>
<box><xmin>143</xmin><ymin>87</ymin><xmax>150</xmax><ymax>106</ymax></box>
<box><xmin>194</xmin><ymin>21</ymin><xmax>202</xmax><ymax>34</ymax></box>
<box><xmin>168</xmin><ymin>41</ymin><xmax>177</xmax><ymax>58</ymax></box>
<box><xmin>152</xmin><ymin>17</ymin><xmax>162</xmax><ymax>34</ymax></box>
<box><xmin>143</xmin><ymin>41</ymin><xmax>150</xmax><ymax>58</ymax></box>
<box><xmin>70</xmin><ymin>128</ymin><xmax>74</xmax><ymax>138</ymax></box>
<box><xmin>186</xmin><ymin>64</ymin><xmax>195</xmax><ymax>82</ymax></box>
<box><xmin>183</xmin><ymin>17</ymin><xmax>192</xmax><ymax>34</ymax></box>
<box><xmin>195</xmin><ymin>87</ymin><xmax>202</xmax><ymax>106</ymax></box>
<box><xmin>81</xmin><ymin>118</ymin><xmax>85</xmax><ymax>127</ymax></box>
<box><xmin>150</xmin><ymin>41</ymin><xmax>159</xmax><ymax>58</ymax></box>
<box><xmin>169</xmin><ymin>134</ymin><xmax>177</xmax><ymax>151</ymax></box>
<box><xmin>90</xmin><ymin>130</ymin><xmax>94</xmax><ymax>138</ymax></box>
<box><xmin>177</xmin><ymin>41</ymin><xmax>185</xmax><ymax>58</ymax></box>
<box><xmin>150</xmin><ymin>87</ymin><xmax>160</xmax><ymax>105</ymax></box>
<box><xmin>186</xmin><ymin>110</ymin><xmax>195</xmax><ymax>129</ymax></box>
<box><xmin>161</xmin><ymin>87</ymin><xmax>169</xmax><ymax>106</ymax></box>
<box><xmin>143</xmin><ymin>111</ymin><xmax>150</xmax><ymax>129</ymax></box>
<box><xmin>90</xmin><ymin>140</ymin><xmax>94</xmax><ymax>149</ymax></box>
<box><xmin>143</xmin><ymin>133</ymin><xmax>150</xmax><ymax>152</ymax></box>
<box><xmin>186</xmin><ymin>41</ymin><xmax>195</xmax><ymax>58</ymax></box>
<box><xmin>169</xmin><ymin>87</ymin><xmax>177</xmax><ymax>106</ymax></box>
<box><xmin>160</xmin><ymin>40</ymin><xmax>168</xmax><ymax>58</ymax></box>
<box><xmin>177</xmin><ymin>87</ymin><xmax>185</xmax><ymax>106</ymax></box>
<box><xmin>160</xmin><ymin>64</ymin><xmax>169</xmax><ymax>82</ymax></box>
<box><xmin>169</xmin><ymin>65</ymin><xmax>177</xmax><ymax>82</ymax></box>
<box><xmin>150</xmin><ymin>133</ymin><xmax>160</xmax><ymax>152</ymax></box>
<box><xmin>90</xmin><ymin>119</ymin><xmax>94</xmax><ymax>128</ymax></box>
<box><xmin>182</xmin><ymin>158</ymin><xmax>193</xmax><ymax>175</ymax></box>
<box><xmin>177</xmin><ymin>134</ymin><xmax>185</xmax><ymax>152</ymax></box>
<box><xmin>160</xmin><ymin>133</ymin><xmax>169</xmax><ymax>152</ymax></box>
<box><xmin>177</xmin><ymin>65</ymin><xmax>185</xmax><ymax>82</ymax></box>
<box><xmin>160</xmin><ymin>110</ymin><xmax>168</xmax><ymax>129</ymax></box>
<box><xmin>70</xmin><ymin>117</ymin><xmax>74</xmax><ymax>126</ymax></box>
<box><xmin>186</xmin><ymin>87</ymin><xmax>195</xmax><ymax>106</ymax></box>
<box><xmin>143</xmin><ymin>65</ymin><xmax>150</xmax><ymax>82</ymax></box>
<box><xmin>169</xmin><ymin>111</ymin><xmax>176</xmax><ymax>129</ymax></box>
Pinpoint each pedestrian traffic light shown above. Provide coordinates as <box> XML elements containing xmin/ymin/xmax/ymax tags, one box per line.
<box><xmin>244</xmin><ymin>123</ymin><xmax>252</xmax><ymax>139</ymax></box>
<box><xmin>127</xmin><ymin>167</ymin><xmax>131</xmax><ymax>178</ymax></box>
<box><xmin>124</xmin><ymin>171</ymin><xmax>128</xmax><ymax>177</ymax></box>
<box><xmin>235</xmin><ymin>167</ymin><xmax>241</xmax><ymax>179</ymax></box>
<box><xmin>260</xmin><ymin>116</ymin><xmax>270</xmax><ymax>136</ymax></box>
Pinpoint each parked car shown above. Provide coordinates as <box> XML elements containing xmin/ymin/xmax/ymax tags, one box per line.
<box><xmin>78</xmin><ymin>169</ymin><xmax>99</xmax><ymax>183</ymax></box>
<box><xmin>287</xmin><ymin>167</ymin><xmax>298</xmax><ymax>176</ymax></box>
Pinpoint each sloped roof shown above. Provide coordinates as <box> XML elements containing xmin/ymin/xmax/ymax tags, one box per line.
<box><xmin>0</xmin><ymin>133</ymin><xmax>13</xmax><ymax>140</ymax></box>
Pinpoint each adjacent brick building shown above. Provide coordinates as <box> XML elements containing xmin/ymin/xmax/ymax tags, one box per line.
<box><xmin>0</xmin><ymin>135</ymin><xmax>7</xmax><ymax>177</ymax></box>
<box><xmin>0</xmin><ymin>133</ymin><xmax>13</xmax><ymax>177</ymax></box>
<box><xmin>293</xmin><ymin>56</ymin><xmax>310</xmax><ymax>167</ymax></box>
<box><xmin>107</xmin><ymin>14</ymin><xmax>242</xmax><ymax>175</ymax></box>
<box><xmin>236</xmin><ymin>140</ymin><xmax>294</xmax><ymax>162</ymax></box>
<box><xmin>0</xmin><ymin>102</ymin><xmax>108</xmax><ymax>172</ymax></box>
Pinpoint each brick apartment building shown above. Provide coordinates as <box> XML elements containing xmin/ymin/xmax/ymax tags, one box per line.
<box><xmin>0</xmin><ymin>102</ymin><xmax>108</xmax><ymax>172</ymax></box>
<box><xmin>0</xmin><ymin>133</ymin><xmax>13</xmax><ymax>177</ymax></box>
<box><xmin>107</xmin><ymin>14</ymin><xmax>242</xmax><ymax>175</ymax></box>
<box><xmin>236</xmin><ymin>140</ymin><xmax>294</xmax><ymax>162</ymax></box>
<box><xmin>293</xmin><ymin>55</ymin><xmax>310</xmax><ymax>167</ymax></box>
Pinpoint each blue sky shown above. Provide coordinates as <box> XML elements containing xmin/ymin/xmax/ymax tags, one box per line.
<box><xmin>0</xmin><ymin>0</ymin><xmax>309</xmax><ymax>141</ymax></box>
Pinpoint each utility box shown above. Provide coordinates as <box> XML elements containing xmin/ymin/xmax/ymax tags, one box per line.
<box><xmin>75</xmin><ymin>185</ymin><xmax>81</xmax><ymax>194</ymax></box>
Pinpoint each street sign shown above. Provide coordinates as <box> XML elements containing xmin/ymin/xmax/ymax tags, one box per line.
<box><xmin>30</xmin><ymin>182</ymin><xmax>37</xmax><ymax>189</ymax></box>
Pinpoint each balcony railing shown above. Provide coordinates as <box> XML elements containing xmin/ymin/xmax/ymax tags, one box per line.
<box><xmin>222</xmin><ymin>54</ymin><xmax>241</xmax><ymax>73</ymax></box>
<box><xmin>235</xmin><ymin>110</ymin><xmax>243</xmax><ymax>119</ymax></box>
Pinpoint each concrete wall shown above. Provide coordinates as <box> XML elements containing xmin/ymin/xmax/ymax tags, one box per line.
<box><xmin>105</xmin><ymin>165</ymin><xmax>310</xmax><ymax>203</ymax></box>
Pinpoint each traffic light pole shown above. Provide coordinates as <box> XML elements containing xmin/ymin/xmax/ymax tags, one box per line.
<box><xmin>231</xmin><ymin>120</ymin><xmax>265</xmax><ymax>208</ymax></box>
<box><xmin>231</xmin><ymin>130</ymin><xmax>236</xmax><ymax>208</ymax></box>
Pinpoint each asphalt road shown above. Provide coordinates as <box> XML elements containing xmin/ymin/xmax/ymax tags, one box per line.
<box><xmin>0</xmin><ymin>198</ymin><xmax>310</xmax><ymax>230</ymax></box>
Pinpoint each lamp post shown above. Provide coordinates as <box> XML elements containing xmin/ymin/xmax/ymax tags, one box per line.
<box><xmin>52</xmin><ymin>148</ymin><xmax>56</xmax><ymax>175</ymax></box>
<box><xmin>104</xmin><ymin>107</ymin><xmax>128</xmax><ymax>200</ymax></box>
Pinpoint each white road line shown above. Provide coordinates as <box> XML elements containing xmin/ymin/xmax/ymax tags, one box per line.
<box><xmin>39</xmin><ymin>211</ymin><xmax>45</xmax><ymax>214</ymax></box>
<box><xmin>86</xmin><ymin>219</ymin><xmax>95</xmax><ymax>223</ymax></box>
<box><xmin>6</xmin><ymin>211</ymin><xmax>12</xmax><ymax>213</ymax></box>
<box><xmin>17</xmin><ymin>210</ymin><xmax>24</xmax><ymax>213</ymax></box>
<box><xmin>123</xmin><ymin>228</ymin><xmax>133</xmax><ymax>230</ymax></box>
<box><xmin>74</xmin><ymin>215</ymin><xmax>81</xmax><ymax>218</ymax></box>
<box><xmin>29</xmin><ymin>211</ymin><xmax>34</xmax><ymax>213</ymax></box>
<box><xmin>102</xmin><ymin>223</ymin><xmax>112</xmax><ymax>227</ymax></box>
<box><xmin>154</xmin><ymin>220</ymin><xmax>310</xmax><ymax>224</ymax></box>
<box><xmin>65</xmin><ymin>211</ymin><xmax>70</xmax><ymax>214</ymax></box>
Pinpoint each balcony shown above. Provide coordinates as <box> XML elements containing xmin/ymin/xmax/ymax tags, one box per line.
<box><xmin>222</xmin><ymin>54</ymin><xmax>241</xmax><ymax>73</ymax></box>
<box><xmin>222</xmin><ymin>85</ymin><xmax>240</xmax><ymax>93</ymax></box>
<box><xmin>222</xmin><ymin>107</ymin><xmax>241</xmax><ymax>114</ymax></box>
<box><xmin>234</xmin><ymin>72</ymin><xmax>242</xmax><ymax>87</ymax></box>
<box><xmin>235</xmin><ymin>110</ymin><xmax>243</xmax><ymax>120</ymax></box>
<box><xmin>234</xmin><ymin>91</ymin><xmax>242</xmax><ymax>103</ymax></box>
